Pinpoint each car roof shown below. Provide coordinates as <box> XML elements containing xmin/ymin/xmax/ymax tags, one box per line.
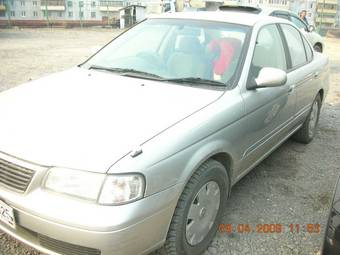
<box><xmin>149</xmin><ymin>11</ymin><xmax>284</xmax><ymax>26</ymax></box>
<box><xmin>217</xmin><ymin>5</ymin><xmax>296</xmax><ymax>17</ymax></box>
<box><xmin>258</xmin><ymin>7</ymin><xmax>295</xmax><ymax>16</ymax></box>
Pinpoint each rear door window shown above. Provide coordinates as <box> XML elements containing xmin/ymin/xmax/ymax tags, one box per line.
<box><xmin>280</xmin><ymin>24</ymin><xmax>307</xmax><ymax>69</ymax></box>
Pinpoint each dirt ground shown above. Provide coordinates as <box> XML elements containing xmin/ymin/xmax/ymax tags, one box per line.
<box><xmin>0</xmin><ymin>28</ymin><xmax>340</xmax><ymax>255</ymax></box>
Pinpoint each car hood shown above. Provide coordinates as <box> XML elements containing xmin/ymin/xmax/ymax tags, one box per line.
<box><xmin>0</xmin><ymin>68</ymin><xmax>223</xmax><ymax>173</ymax></box>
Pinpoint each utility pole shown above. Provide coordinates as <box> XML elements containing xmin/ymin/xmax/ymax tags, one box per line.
<box><xmin>45</xmin><ymin>0</ymin><xmax>50</xmax><ymax>27</ymax></box>
<box><xmin>320</xmin><ymin>0</ymin><xmax>325</xmax><ymax>32</ymax></box>
<box><xmin>5</xmin><ymin>0</ymin><xmax>11</xmax><ymax>28</ymax></box>
<box><xmin>107</xmin><ymin>2</ymin><xmax>109</xmax><ymax>26</ymax></box>
<box><xmin>79</xmin><ymin>1</ymin><xmax>83</xmax><ymax>28</ymax></box>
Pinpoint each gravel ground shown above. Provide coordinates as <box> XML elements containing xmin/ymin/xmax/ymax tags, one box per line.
<box><xmin>0</xmin><ymin>28</ymin><xmax>340</xmax><ymax>255</ymax></box>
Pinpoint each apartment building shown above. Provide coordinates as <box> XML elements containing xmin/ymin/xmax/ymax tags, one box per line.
<box><xmin>315</xmin><ymin>0</ymin><xmax>338</xmax><ymax>27</ymax></box>
<box><xmin>0</xmin><ymin>1</ymin><xmax>6</xmax><ymax>18</ymax></box>
<box><xmin>0</xmin><ymin>0</ymin><xmax>42</xmax><ymax>20</ymax></box>
<box><xmin>0</xmin><ymin>0</ymin><xmax>147</xmax><ymax>27</ymax></box>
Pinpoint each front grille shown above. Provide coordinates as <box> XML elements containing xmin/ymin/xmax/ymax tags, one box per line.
<box><xmin>39</xmin><ymin>235</ymin><xmax>101</xmax><ymax>255</ymax></box>
<box><xmin>0</xmin><ymin>158</ymin><xmax>35</xmax><ymax>192</ymax></box>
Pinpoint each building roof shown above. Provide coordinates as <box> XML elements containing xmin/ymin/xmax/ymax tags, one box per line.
<box><xmin>150</xmin><ymin>11</ymin><xmax>283</xmax><ymax>26</ymax></box>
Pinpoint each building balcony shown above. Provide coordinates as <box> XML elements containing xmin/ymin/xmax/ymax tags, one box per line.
<box><xmin>40</xmin><ymin>0</ymin><xmax>65</xmax><ymax>11</ymax></box>
<box><xmin>99</xmin><ymin>1</ymin><xmax>124</xmax><ymax>11</ymax></box>
<box><xmin>99</xmin><ymin>6</ymin><xmax>123</xmax><ymax>11</ymax></box>
<box><xmin>315</xmin><ymin>16</ymin><xmax>336</xmax><ymax>23</ymax></box>
<box><xmin>316</xmin><ymin>7</ymin><xmax>337</xmax><ymax>14</ymax></box>
<box><xmin>316</xmin><ymin>0</ymin><xmax>337</xmax><ymax>5</ymax></box>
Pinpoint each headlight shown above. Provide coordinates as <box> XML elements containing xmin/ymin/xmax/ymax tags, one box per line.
<box><xmin>44</xmin><ymin>168</ymin><xmax>105</xmax><ymax>201</ymax></box>
<box><xmin>98</xmin><ymin>174</ymin><xmax>145</xmax><ymax>205</ymax></box>
<box><xmin>44</xmin><ymin>168</ymin><xmax>145</xmax><ymax>205</ymax></box>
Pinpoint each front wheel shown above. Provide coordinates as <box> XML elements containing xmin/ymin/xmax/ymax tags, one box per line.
<box><xmin>159</xmin><ymin>159</ymin><xmax>229</xmax><ymax>255</ymax></box>
<box><xmin>293</xmin><ymin>94</ymin><xmax>321</xmax><ymax>144</ymax></box>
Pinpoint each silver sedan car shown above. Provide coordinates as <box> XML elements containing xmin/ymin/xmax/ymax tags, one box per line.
<box><xmin>0</xmin><ymin>11</ymin><xmax>329</xmax><ymax>255</ymax></box>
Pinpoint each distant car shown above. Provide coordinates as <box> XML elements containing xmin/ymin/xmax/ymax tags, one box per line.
<box><xmin>0</xmin><ymin>11</ymin><xmax>329</xmax><ymax>255</ymax></box>
<box><xmin>219</xmin><ymin>5</ymin><xmax>324</xmax><ymax>52</ymax></box>
<box><xmin>322</xmin><ymin>176</ymin><xmax>340</xmax><ymax>255</ymax></box>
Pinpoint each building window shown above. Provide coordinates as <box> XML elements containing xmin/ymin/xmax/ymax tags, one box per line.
<box><xmin>10</xmin><ymin>11</ymin><xmax>15</xmax><ymax>16</ymax></box>
<box><xmin>33</xmin><ymin>1</ymin><xmax>38</xmax><ymax>6</ymax></box>
<box><xmin>33</xmin><ymin>11</ymin><xmax>38</xmax><ymax>16</ymax></box>
<box><xmin>68</xmin><ymin>11</ymin><xmax>73</xmax><ymax>17</ymax></box>
<box><xmin>92</xmin><ymin>1</ymin><xmax>96</xmax><ymax>7</ymax></box>
<box><xmin>0</xmin><ymin>12</ymin><xmax>5</xmax><ymax>17</ymax></box>
<box><xmin>21</xmin><ymin>11</ymin><xmax>26</xmax><ymax>17</ymax></box>
<box><xmin>43</xmin><ymin>10</ymin><xmax>49</xmax><ymax>17</ymax></box>
<box><xmin>91</xmin><ymin>11</ymin><xmax>96</xmax><ymax>18</ymax></box>
<box><xmin>79</xmin><ymin>1</ymin><xmax>84</xmax><ymax>8</ymax></box>
<box><xmin>20</xmin><ymin>1</ymin><xmax>25</xmax><ymax>6</ymax></box>
<box><xmin>10</xmin><ymin>0</ymin><xmax>14</xmax><ymax>6</ymax></box>
<box><xmin>80</xmin><ymin>11</ymin><xmax>84</xmax><ymax>18</ymax></box>
<box><xmin>58</xmin><ymin>12</ymin><xmax>63</xmax><ymax>17</ymax></box>
<box><xmin>67</xmin><ymin>1</ymin><xmax>73</xmax><ymax>7</ymax></box>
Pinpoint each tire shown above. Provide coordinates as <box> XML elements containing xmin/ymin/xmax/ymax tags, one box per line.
<box><xmin>158</xmin><ymin>159</ymin><xmax>229</xmax><ymax>255</ymax></box>
<box><xmin>314</xmin><ymin>44</ymin><xmax>322</xmax><ymax>53</ymax></box>
<box><xmin>293</xmin><ymin>94</ymin><xmax>321</xmax><ymax>144</ymax></box>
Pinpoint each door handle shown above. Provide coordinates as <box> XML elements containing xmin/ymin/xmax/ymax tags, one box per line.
<box><xmin>314</xmin><ymin>71</ymin><xmax>320</xmax><ymax>78</ymax></box>
<box><xmin>288</xmin><ymin>85</ymin><xmax>294</xmax><ymax>93</ymax></box>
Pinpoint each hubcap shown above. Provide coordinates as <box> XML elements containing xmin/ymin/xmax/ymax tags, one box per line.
<box><xmin>308</xmin><ymin>100</ymin><xmax>319</xmax><ymax>138</ymax></box>
<box><xmin>185</xmin><ymin>181</ymin><xmax>220</xmax><ymax>246</ymax></box>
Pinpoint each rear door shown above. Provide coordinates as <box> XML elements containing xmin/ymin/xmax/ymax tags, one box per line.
<box><xmin>279</xmin><ymin>23</ymin><xmax>318</xmax><ymax>122</ymax></box>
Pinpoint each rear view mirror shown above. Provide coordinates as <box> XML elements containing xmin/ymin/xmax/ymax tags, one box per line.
<box><xmin>308</xmin><ymin>25</ymin><xmax>315</xmax><ymax>32</ymax></box>
<box><xmin>255</xmin><ymin>67</ymin><xmax>287</xmax><ymax>88</ymax></box>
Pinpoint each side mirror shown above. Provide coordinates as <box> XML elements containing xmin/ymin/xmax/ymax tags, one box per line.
<box><xmin>308</xmin><ymin>25</ymin><xmax>315</xmax><ymax>32</ymax></box>
<box><xmin>252</xmin><ymin>67</ymin><xmax>287</xmax><ymax>89</ymax></box>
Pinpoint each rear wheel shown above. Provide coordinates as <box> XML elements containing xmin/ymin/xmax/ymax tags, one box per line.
<box><xmin>314</xmin><ymin>44</ymin><xmax>322</xmax><ymax>53</ymax></box>
<box><xmin>159</xmin><ymin>159</ymin><xmax>229</xmax><ymax>255</ymax></box>
<box><xmin>293</xmin><ymin>94</ymin><xmax>321</xmax><ymax>144</ymax></box>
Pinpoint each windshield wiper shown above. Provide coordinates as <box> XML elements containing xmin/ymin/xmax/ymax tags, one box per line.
<box><xmin>89</xmin><ymin>65</ymin><xmax>163</xmax><ymax>80</ymax></box>
<box><xmin>89</xmin><ymin>66</ymin><xmax>226</xmax><ymax>87</ymax></box>
<box><xmin>162</xmin><ymin>77</ymin><xmax>226</xmax><ymax>87</ymax></box>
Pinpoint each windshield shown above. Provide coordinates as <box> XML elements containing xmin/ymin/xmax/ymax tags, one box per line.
<box><xmin>82</xmin><ymin>19</ymin><xmax>250</xmax><ymax>85</ymax></box>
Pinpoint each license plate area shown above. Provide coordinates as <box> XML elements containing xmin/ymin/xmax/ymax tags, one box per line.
<box><xmin>0</xmin><ymin>200</ymin><xmax>16</xmax><ymax>229</ymax></box>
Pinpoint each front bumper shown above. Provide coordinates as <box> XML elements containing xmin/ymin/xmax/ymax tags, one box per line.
<box><xmin>0</xmin><ymin>182</ymin><xmax>181</xmax><ymax>255</ymax></box>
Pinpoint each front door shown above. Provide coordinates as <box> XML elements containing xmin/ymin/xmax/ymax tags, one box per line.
<box><xmin>239</xmin><ymin>24</ymin><xmax>296</xmax><ymax>173</ymax></box>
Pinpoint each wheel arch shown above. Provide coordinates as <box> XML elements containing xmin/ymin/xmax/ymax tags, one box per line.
<box><xmin>210</xmin><ymin>152</ymin><xmax>233</xmax><ymax>195</ymax></box>
<box><xmin>180</xmin><ymin>143</ymin><xmax>235</xmax><ymax>199</ymax></box>
<box><xmin>318</xmin><ymin>88</ymin><xmax>324</xmax><ymax>103</ymax></box>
